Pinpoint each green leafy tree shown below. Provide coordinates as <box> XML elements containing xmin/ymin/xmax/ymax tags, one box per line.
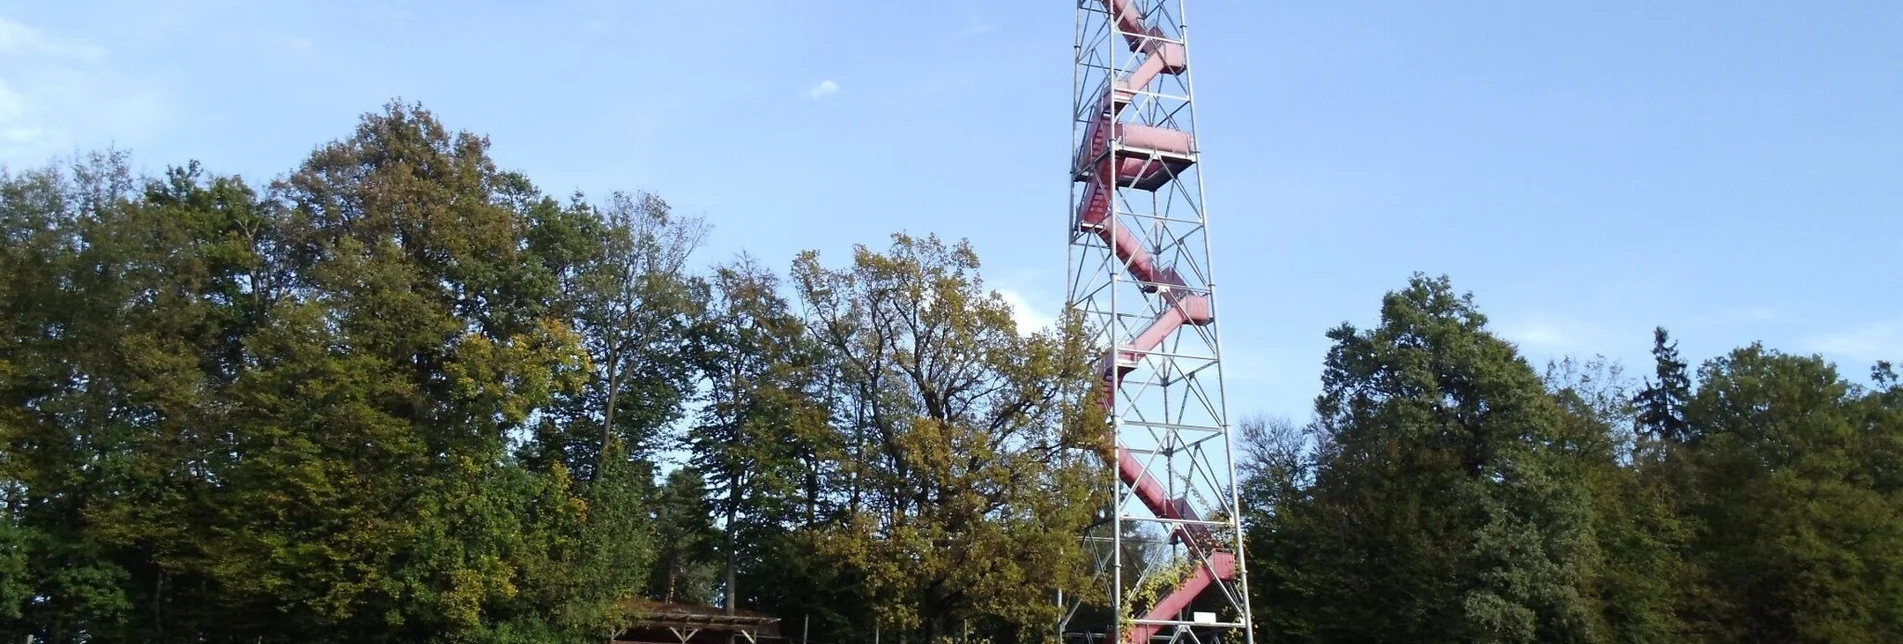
<box><xmin>555</xmin><ymin>436</ymin><xmax>654</xmax><ymax>642</ymax></box>
<box><xmin>0</xmin><ymin>102</ymin><xmax>687</xmax><ymax>642</ymax></box>
<box><xmin>203</xmin><ymin>100</ymin><xmax>592</xmax><ymax>640</ymax></box>
<box><xmin>1238</xmin><ymin>415</ymin><xmax>1318</xmax><ymax>642</ymax></box>
<box><xmin>790</xmin><ymin>233</ymin><xmax>1106</xmax><ymax>644</ymax></box>
<box><xmin>1859</xmin><ymin>362</ymin><xmax>1903</xmax><ymax>495</ymax></box>
<box><xmin>551</xmin><ymin>190</ymin><xmax>707</xmax><ymax>476</ymax></box>
<box><xmin>687</xmin><ymin>254</ymin><xmax>832</xmax><ymax>613</ymax></box>
<box><xmin>1542</xmin><ymin>356</ymin><xmax>1692</xmax><ymax>643</ymax></box>
<box><xmin>1252</xmin><ymin>273</ymin><xmax>1601</xmax><ymax>644</ymax></box>
<box><xmin>0</xmin><ymin>519</ymin><xmax>27</xmax><ymax>621</ymax></box>
<box><xmin>505</xmin><ymin>169</ymin><xmax>703</xmax><ymax>642</ymax></box>
<box><xmin>1676</xmin><ymin>346</ymin><xmax>1903</xmax><ymax>643</ymax></box>
<box><xmin>0</xmin><ymin>151</ymin><xmax>147</xmax><ymax>642</ymax></box>
<box><xmin>647</xmin><ymin>466</ymin><xmax>720</xmax><ymax>605</ymax></box>
<box><xmin>511</xmin><ymin>188</ymin><xmax>700</xmax><ymax>638</ymax></box>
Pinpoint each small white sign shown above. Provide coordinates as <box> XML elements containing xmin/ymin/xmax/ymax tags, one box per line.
<box><xmin>1192</xmin><ymin>612</ymin><xmax>1218</xmax><ymax>624</ymax></box>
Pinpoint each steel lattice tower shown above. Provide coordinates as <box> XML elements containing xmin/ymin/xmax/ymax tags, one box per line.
<box><xmin>1059</xmin><ymin>1</ymin><xmax>1253</xmax><ymax>643</ymax></box>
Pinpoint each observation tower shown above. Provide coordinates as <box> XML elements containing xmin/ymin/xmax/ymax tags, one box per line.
<box><xmin>1059</xmin><ymin>1</ymin><xmax>1253</xmax><ymax>643</ymax></box>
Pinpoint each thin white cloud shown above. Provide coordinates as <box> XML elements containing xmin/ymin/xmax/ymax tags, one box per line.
<box><xmin>0</xmin><ymin>17</ymin><xmax>105</xmax><ymax>62</ymax></box>
<box><xmin>1496</xmin><ymin>313</ymin><xmax>1607</xmax><ymax>357</ymax></box>
<box><xmin>1805</xmin><ymin>321</ymin><xmax>1901</xmax><ymax>363</ymax></box>
<box><xmin>0</xmin><ymin>16</ymin><xmax>171</xmax><ymax>166</ymax></box>
<box><xmin>1505</xmin><ymin>321</ymin><xmax>1574</xmax><ymax>350</ymax></box>
<box><xmin>0</xmin><ymin>79</ymin><xmax>28</xmax><ymax>122</ymax></box>
<box><xmin>996</xmin><ymin>288</ymin><xmax>1056</xmax><ymax>336</ymax></box>
<box><xmin>0</xmin><ymin>79</ymin><xmax>43</xmax><ymax>147</ymax></box>
<box><xmin>804</xmin><ymin>79</ymin><xmax>839</xmax><ymax>101</ymax></box>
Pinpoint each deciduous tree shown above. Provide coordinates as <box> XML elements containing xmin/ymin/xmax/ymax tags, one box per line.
<box><xmin>1248</xmin><ymin>274</ymin><xmax>1601</xmax><ymax>644</ymax></box>
<box><xmin>790</xmin><ymin>233</ymin><xmax>1106</xmax><ymax>644</ymax></box>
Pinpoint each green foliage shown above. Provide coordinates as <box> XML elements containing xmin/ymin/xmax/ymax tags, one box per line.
<box><xmin>9</xmin><ymin>96</ymin><xmax>1901</xmax><ymax>644</ymax></box>
<box><xmin>790</xmin><ymin>233</ymin><xmax>1107</xmax><ymax>644</ymax></box>
<box><xmin>0</xmin><ymin>103</ymin><xmax>1112</xmax><ymax>643</ymax></box>
<box><xmin>688</xmin><ymin>253</ymin><xmax>833</xmax><ymax>612</ymax></box>
<box><xmin>1244</xmin><ymin>273</ymin><xmax>1903</xmax><ymax>644</ymax></box>
<box><xmin>0</xmin><ymin>521</ymin><xmax>26</xmax><ymax>620</ymax></box>
<box><xmin>1673</xmin><ymin>345</ymin><xmax>1903</xmax><ymax>643</ymax></box>
<box><xmin>0</xmin><ymin>103</ymin><xmax>684</xmax><ymax>643</ymax></box>
<box><xmin>646</xmin><ymin>466</ymin><xmax>720</xmax><ymax>605</ymax></box>
<box><xmin>1122</xmin><ymin>556</ymin><xmax>1195</xmax><ymax>625</ymax></box>
<box><xmin>561</xmin><ymin>437</ymin><xmax>654</xmax><ymax>636</ymax></box>
<box><xmin>1635</xmin><ymin>327</ymin><xmax>1693</xmax><ymax>444</ymax></box>
<box><xmin>1249</xmin><ymin>275</ymin><xmax>1636</xmax><ymax>644</ymax></box>
<box><xmin>1544</xmin><ymin>356</ymin><xmax>1692</xmax><ymax>643</ymax></box>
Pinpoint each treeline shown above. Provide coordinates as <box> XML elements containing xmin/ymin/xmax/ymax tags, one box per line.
<box><xmin>1242</xmin><ymin>277</ymin><xmax>1903</xmax><ymax>643</ymax></box>
<box><xmin>5</xmin><ymin>100</ymin><xmax>1899</xmax><ymax>644</ymax></box>
<box><xmin>0</xmin><ymin>102</ymin><xmax>1106</xmax><ymax>643</ymax></box>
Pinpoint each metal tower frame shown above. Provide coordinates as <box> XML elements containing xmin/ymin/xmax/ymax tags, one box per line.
<box><xmin>1059</xmin><ymin>1</ymin><xmax>1253</xmax><ymax>644</ymax></box>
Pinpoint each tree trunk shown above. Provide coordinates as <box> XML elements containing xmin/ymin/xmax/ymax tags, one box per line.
<box><xmin>725</xmin><ymin>366</ymin><xmax>742</xmax><ymax>618</ymax></box>
<box><xmin>725</xmin><ymin>500</ymin><xmax>738</xmax><ymax>617</ymax></box>
<box><xmin>598</xmin><ymin>348</ymin><xmax>621</xmax><ymax>485</ymax></box>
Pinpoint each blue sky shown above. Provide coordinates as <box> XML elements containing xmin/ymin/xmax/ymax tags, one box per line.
<box><xmin>2</xmin><ymin>1</ymin><xmax>1898</xmax><ymax>423</ymax></box>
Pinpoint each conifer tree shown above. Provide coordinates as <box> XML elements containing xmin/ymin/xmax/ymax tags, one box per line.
<box><xmin>1634</xmin><ymin>327</ymin><xmax>1692</xmax><ymax>444</ymax></box>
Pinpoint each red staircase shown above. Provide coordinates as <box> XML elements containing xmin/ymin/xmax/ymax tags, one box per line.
<box><xmin>1075</xmin><ymin>1</ymin><xmax>1236</xmax><ymax>642</ymax></box>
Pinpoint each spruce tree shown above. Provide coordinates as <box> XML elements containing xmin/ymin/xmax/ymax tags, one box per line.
<box><xmin>1634</xmin><ymin>327</ymin><xmax>1692</xmax><ymax>444</ymax></box>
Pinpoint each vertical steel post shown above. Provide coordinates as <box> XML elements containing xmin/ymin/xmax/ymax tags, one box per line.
<box><xmin>1062</xmin><ymin>1</ymin><xmax>1253</xmax><ymax>643</ymax></box>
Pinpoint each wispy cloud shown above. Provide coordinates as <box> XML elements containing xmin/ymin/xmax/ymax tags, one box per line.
<box><xmin>1804</xmin><ymin>320</ymin><xmax>1901</xmax><ymax>363</ymax></box>
<box><xmin>0</xmin><ymin>79</ymin><xmax>45</xmax><ymax>146</ymax></box>
<box><xmin>0</xmin><ymin>16</ymin><xmax>105</xmax><ymax>62</ymax></box>
<box><xmin>996</xmin><ymin>288</ymin><xmax>1055</xmax><ymax>336</ymax></box>
<box><xmin>0</xmin><ymin>16</ymin><xmax>172</xmax><ymax>165</ymax></box>
<box><xmin>0</xmin><ymin>17</ymin><xmax>106</xmax><ymax>161</ymax></box>
<box><xmin>1505</xmin><ymin>321</ymin><xmax>1575</xmax><ymax>350</ymax></box>
<box><xmin>803</xmin><ymin>79</ymin><xmax>839</xmax><ymax>101</ymax></box>
<box><xmin>1496</xmin><ymin>313</ymin><xmax>1607</xmax><ymax>357</ymax></box>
